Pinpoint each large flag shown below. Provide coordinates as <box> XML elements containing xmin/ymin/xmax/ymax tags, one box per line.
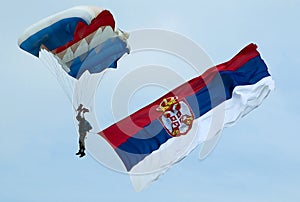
<box><xmin>98</xmin><ymin>43</ymin><xmax>274</xmax><ymax>191</ymax></box>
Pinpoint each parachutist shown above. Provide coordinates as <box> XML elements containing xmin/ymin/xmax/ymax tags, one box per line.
<box><xmin>76</xmin><ymin>104</ymin><xmax>92</xmax><ymax>158</ymax></box>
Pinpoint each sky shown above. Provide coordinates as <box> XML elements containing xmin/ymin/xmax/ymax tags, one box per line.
<box><xmin>1</xmin><ymin>0</ymin><xmax>300</xmax><ymax>201</ymax></box>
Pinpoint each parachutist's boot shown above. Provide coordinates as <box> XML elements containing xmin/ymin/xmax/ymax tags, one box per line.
<box><xmin>79</xmin><ymin>152</ymin><xmax>86</xmax><ymax>158</ymax></box>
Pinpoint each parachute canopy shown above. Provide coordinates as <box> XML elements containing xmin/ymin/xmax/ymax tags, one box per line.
<box><xmin>18</xmin><ymin>6</ymin><xmax>129</xmax><ymax>79</ymax></box>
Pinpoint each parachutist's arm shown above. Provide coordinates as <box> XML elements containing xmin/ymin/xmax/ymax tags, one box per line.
<box><xmin>76</xmin><ymin>111</ymin><xmax>83</xmax><ymax>121</ymax></box>
<box><xmin>76</xmin><ymin>105</ymin><xmax>89</xmax><ymax>122</ymax></box>
<box><xmin>77</xmin><ymin>104</ymin><xmax>83</xmax><ymax>111</ymax></box>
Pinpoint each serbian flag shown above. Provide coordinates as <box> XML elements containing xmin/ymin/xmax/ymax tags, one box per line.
<box><xmin>98</xmin><ymin>43</ymin><xmax>274</xmax><ymax>191</ymax></box>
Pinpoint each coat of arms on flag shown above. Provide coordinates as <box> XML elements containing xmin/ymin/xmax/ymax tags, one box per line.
<box><xmin>157</xmin><ymin>96</ymin><xmax>194</xmax><ymax>137</ymax></box>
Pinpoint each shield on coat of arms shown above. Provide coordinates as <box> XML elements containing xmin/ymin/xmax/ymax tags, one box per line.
<box><xmin>157</xmin><ymin>96</ymin><xmax>194</xmax><ymax>137</ymax></box>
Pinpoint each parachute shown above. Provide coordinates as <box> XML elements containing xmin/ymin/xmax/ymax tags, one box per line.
<box><xmin>18</xmin><ymin>6</ymin><xmax>130</xmax><ymax>133</ymax></box>
<box><xmin>18</xmin><ymin>6</ymin><xmax>129</xmax><ymax>79</ymax></box>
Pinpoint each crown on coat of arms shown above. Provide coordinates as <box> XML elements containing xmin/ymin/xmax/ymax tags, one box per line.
<box><xmin>156</xmin><ymin>96</ymin><xmax>179</xmax><ymax>112</ymax></box>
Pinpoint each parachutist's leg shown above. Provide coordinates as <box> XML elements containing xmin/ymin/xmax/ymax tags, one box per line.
<box><xmin>76</xmin><ymin>141</ymin><xmax>86</xmax><ymax>157</ymax></box>
<box><xmin>76</xmin><ymin>140</ymin><xmax>82</xmax><ymax>155</ymax></box>
<box><xmin>78</xmin><ymin>132</ymin><xmax>86</xmax><ymax>157</ymax></box>
<box><xmin>80</xmin><ymin>141</ymin><xmax>85</xmax><ymax>152</ymax></box>
<box><xmin>79</xmin><ymin>141</ymin><xmax>86</xmax><ymax>158</ymax></box>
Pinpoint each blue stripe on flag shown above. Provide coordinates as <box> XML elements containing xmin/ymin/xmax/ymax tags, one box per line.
<box><xmin>115</xmin><ymin>120</ymin><xmax>171</xmax><ymax>171</ymax></box>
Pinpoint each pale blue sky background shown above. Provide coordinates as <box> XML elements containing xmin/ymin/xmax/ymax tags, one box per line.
<box><xmin>1</xmin><ymin>0</ymin><xmax>300</xmax><ymax>201</ymax></box>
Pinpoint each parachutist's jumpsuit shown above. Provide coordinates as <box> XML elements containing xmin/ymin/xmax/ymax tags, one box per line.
<box><xmin>76</xmin><ymin>109</ymin><xmax>92</xmax><ymax>157</ymax></box>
